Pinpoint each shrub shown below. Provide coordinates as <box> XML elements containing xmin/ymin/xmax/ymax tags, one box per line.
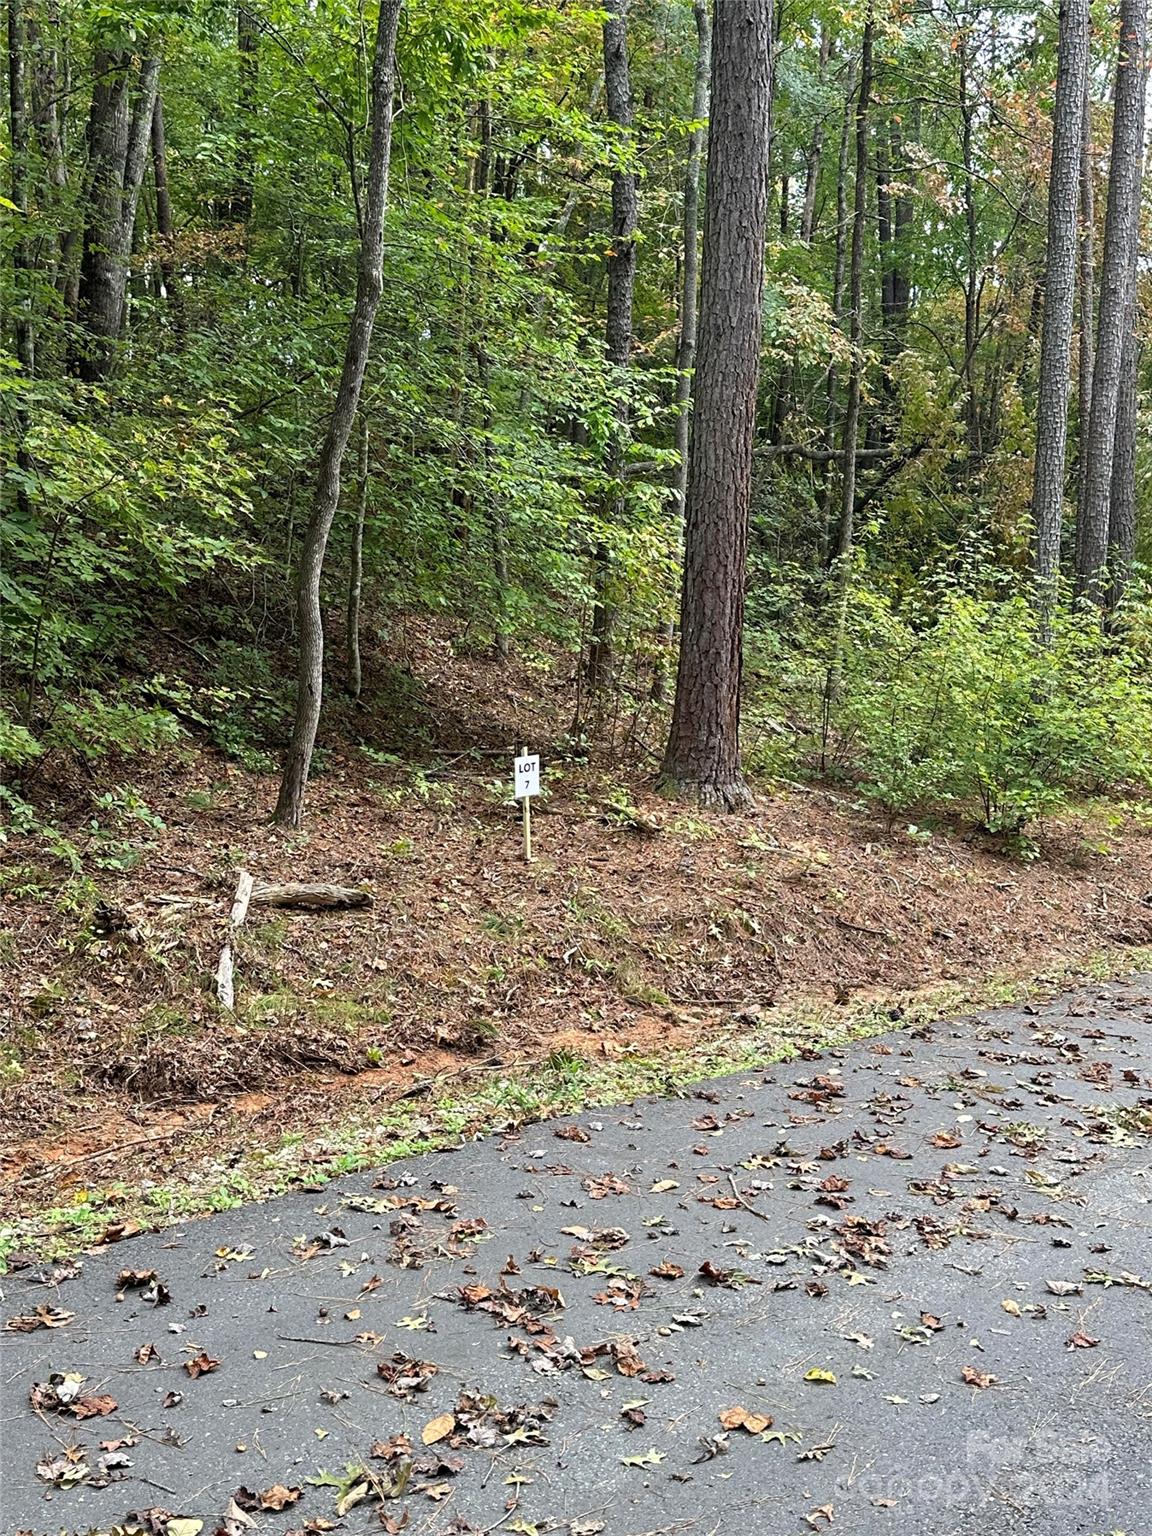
<box><xmin>827</xmin><ymin>591</ymin><xmax>1152</xmax><ymax>834</ymax></box>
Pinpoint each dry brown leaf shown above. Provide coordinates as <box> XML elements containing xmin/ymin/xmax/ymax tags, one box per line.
<box><xmin>421</xmin><ymin>1412</ymin><xmax>455</xmax><ymax>1445</ymax></box>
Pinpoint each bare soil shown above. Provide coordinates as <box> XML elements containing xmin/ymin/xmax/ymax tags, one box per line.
<box><xmin>5</xmin><ymin>618</ymin><xmax>1152</xmax><ymax>1221</ymax></box>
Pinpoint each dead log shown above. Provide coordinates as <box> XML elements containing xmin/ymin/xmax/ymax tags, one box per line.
<box><xmin>250</xmin><ymin>882</ymin><xmax>373</xmax><ymax>911</ymax></box>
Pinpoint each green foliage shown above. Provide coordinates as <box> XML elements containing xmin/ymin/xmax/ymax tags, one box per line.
<box><xmin>764</xmin><ymin>589</ymin><xmax>1152</xmax><ymax>839</ymax></box>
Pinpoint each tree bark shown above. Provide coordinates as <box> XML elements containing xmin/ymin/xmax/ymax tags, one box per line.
<box><xmin>274</xmin><ymin>0</ymin><xmax>402</xmax><ymax>828</ymax></box>
<box><xmin>654</xmin><ymin>0</ymin><xmax>711</xmax><ymax>702</ymax></box>
<box><xmin>1076</xmin><ymin>75</ymin><xmax>1097</xmax><ymax>518</ymax></box>
<box><xmin>8</xmin><ymin>0</ymin><xmax>34</xmax><ymax>373</ymax></box>
<box><xmin>346</xmin><ymin>414</ymin><xmax>368</xmax><ymax>698</ymax></box>
<box><xmin>959</xmin><ymin>36</ymin><xmax>982</xmax><ymax>461</ymax></box>
<box><xmin>586</xmin><ymin>0</ymin><xmax>638</xmax><ymax>699</ymax></box>
<box><xmin>799</xmin><ymin>28</ymin><xmax>830</xmax><ymax>245</ymax></box>
<box><xmin>1076</xmin><ymin>0</ymin><xmax>1148</xmax><ymax>601</ymax></box>
<box><xmin>1107</xmin><ymin>57</ymin><xmax>1150</xmax><ymax>611</ymax></box>
<box><xmin>660</xmin><ymin>0</ymin><xmax>773</xmax><ymax>808</ymax></box>
<box><xmin>74</xmin><ymin>50</ymin><xmax>160</xmax><ymax>380</ymax></box>
<box><xmin>150</xmin><ymin>91</ymin><xmax>184</xmax><ymax>334</ymax></box>
<box><xmin>833</xmin><ymin>19</ymin><xmax>874</xmax><ymax>568</ymax></box>
<box><xmin>671</xmin><ymin>0</ymin><xmax>711</xmax><ymax>533</ymax></box>
<box><xmin>1107</xmin><ymin>313</ymin><xmax>1140</xmax><ymax>604</ymax></box>
<box><xmin>816</xmin><ymin>57</ymin><xmax>856</xmax><ymax>558</ymax></box>
<box><xmin>1030</xmin><ymin>0</ymin><xmax>1090</xmax><ymax>611</ymax></box>
<box><xmin>233</xmin><ymin>4</ymin><xmax>259</xmax><ymax>222</ymax></box>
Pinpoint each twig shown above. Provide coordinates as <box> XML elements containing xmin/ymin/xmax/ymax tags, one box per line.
<box><xmin>726</xmin><ymin>1173</ymin><xmax>773</xmax><ymax>1222</ymax></box>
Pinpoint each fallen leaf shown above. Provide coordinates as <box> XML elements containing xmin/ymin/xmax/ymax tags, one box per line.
<box><xmin>259</xmin><ymin>1484</ymin><xmax>302</xmax><ymax>1510</ymax></box>
<box><xmin>621</xmin><ymin>1448</ymin><xmax>665</xmax><ymax>1468</ymax></box>
<box><xmin>960</xmin><ymin>1365</ymin><xmax>997</xmax><ymax>1389</ymax></box>
<box><xmin>1065</xmin><ymin>1330</ymin><xmax>1100</xmax><ymax>1350</ymax></box>
<box><xmin>719</xmin><ymin>1405</ymin><xmax>773</xmax><ymax>1434</ymax></box>
<box><xmin>5</xmin><ymin>1303</ymin><xmax>74</xmax><ymax>1332</ymax></box>
<box><xmin>804</xmin><ymin>1368</ymin><xmax>837</xmax><ymax>1385</ymax></box>
<box><xmin>184</xmin><ymin>1352</ymin><xmax>220</xmax><ymax>1378</ymax></box>
<box><xmin>422</xmin><ymin>1412</ymin><xmax>456</xmax><ymax>1445</ymax></box>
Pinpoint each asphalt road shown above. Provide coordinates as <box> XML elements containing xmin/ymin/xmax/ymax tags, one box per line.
<box><xmin>4</xmin><ymin>979</ymin><xmax>1152</xmax><ymax>1536</ymax></box>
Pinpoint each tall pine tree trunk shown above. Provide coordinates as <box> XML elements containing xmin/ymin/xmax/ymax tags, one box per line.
<box><xmin>1076</xmin><ymin>0</ymin><xmax>1148</xmax><ymax>600</ymax></box>
<box><xmin>654</xmin><ymin>0</ymin><xmax>711</xmax><ymax>702</ymax></box>
<box><xmin>1107</xmin><ymin>315</ymin><xmax>1141</xmax><ymax>604</ymax></box>
<box><xmin>1030</xmin><ymin>0</ymin><xmax>1090</xmax><ymax>611</ymax></box>
<box><xmin>1076</xmin><ymin>76</ymin><xmax>1096</xmax><ymax>517</ymax></box>
<box><xmin>660</xmin><ymin>0</ymin><xmax>773</xmax><ymax>808</ymax></box>
<box><xmin>274</xmin><ymin>0</ymin><xmax>402</xmax><ymax>828</ymax></box>
<box><xmin>586</xmin><ymin>0</ymin><xmax>638</xmax><ymax>700</ymax></box>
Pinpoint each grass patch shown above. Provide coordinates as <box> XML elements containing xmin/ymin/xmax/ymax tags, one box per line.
<box><xmin>4</xmin><ymin>945</ymin><xmax>1152</xmax><ymax>1267</ymax></box>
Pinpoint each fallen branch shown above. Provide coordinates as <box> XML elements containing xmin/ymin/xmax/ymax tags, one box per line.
<box><xmin>216</xmin><ymin>868</ymin><xmax>255</xmax><ymax>1010</ymax></box>
<box><xmin>251</xmin><ymin>882</ymin><xmax>373</xmax><ymax>910</ymax></box>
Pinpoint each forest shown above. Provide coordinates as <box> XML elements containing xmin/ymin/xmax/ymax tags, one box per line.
<box><xmin>3</xmin><ymin>0</ymin><xmax>1152</xmax><ymax>838</ymax></box>
<box><xmin>7</xmin><ymin>7</ymin><xmax>1152</xmax><ymax>1528</ymax></box>
<box><xmin>6</xmin><ymin>0</ymin><xmax>1152</xmax><ymax>1238</ymax></box>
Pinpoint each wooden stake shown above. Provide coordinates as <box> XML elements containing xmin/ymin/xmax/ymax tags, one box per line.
<box><xmin>522</xmin><ymin>790</ymin><xmax>533</xmax><ymax>863</ymax></box>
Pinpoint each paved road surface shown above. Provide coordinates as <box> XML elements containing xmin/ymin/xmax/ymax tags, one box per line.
<box><xmin>4</xmin><ymin>980</ymin><xmax>1152</xmax><ymax>1535</ymax></box>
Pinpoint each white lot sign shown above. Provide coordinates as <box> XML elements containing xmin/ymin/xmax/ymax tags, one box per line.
<box><xmin>514</xmin><ymin>753</ymin><xmax>541</xmax><ymax>799</ymax></box>
<box><xmin>514</xmin><ymin>752</ymin><xmax>539</xmax><ymax>863</ymax></box>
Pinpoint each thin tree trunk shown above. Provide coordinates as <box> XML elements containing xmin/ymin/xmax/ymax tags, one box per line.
<box><xmin>346</xmin><ymin>415</ymin><xmax>368</xmax><ymax>699</ymax></box>
<box><xmin>833</xmin><ymin>19</ymin><xmax>874</xmax><ymax>568</ymax></box>
<box><xmin>234</xmin><ymin>4</ymin><xmax>259</xmax><ymax>221</ymax></box>
<box><xmin>1076</xmin><ymin>76</ymin><xmax>1096</xmax><ymax>516</ymax></box>
<box><xmin>890</xmin><ymin>111</ymin><xmax>913</xmax><ymax>327</ymax></box>
<box><xmin>959</xmin><ymin>38</ymin><xmax>982</xmax><ymax>461</ymax></box>
<box><xmin>8</xmin><ymin>0</ymin><xmax>33</xmax><ymax>373</ymax></box>
<box><xmin>1076</xmin><ymin>0</ymin><xmax>1148</xmax><ymax>601</ymax></box>
<box><xmin>150</xmin><ymin>91</ymin><xmax>184</xmax><ymax>335</ymax></box>
<box><xmin>1107</xmin><ymin>59</ymin><xmax>1150</xmax><ymax>610</ymax></box>
<box><xmin>800</xmin><ymin>28</ymin><xmax>830</xmax><ymax>245</ymax></box>
<box><xmin>274</xmin><ymin>0</ymin><xmax>402</xmax><ymax>828</ymax></box>
<box><xmin>1030</xmin><ymin>0</ymin><xmax>1090</xmax><ymax>613</ymax></box>
<box><xmin>817</xmin><ymin>58</ymin><xmax>855</xmax><ymax>558</ymax></box>
<box><xmin>654</xmin><ymin>0</ymin><xmax>711</xmax><ymax>702</ymax></box>
<box><xmin>586</xmin><ymin>0</ymin><xmax>638</xmax><ymax>700</ymax></box>
<box><xmin>660</xmin><ymin>0</ymin><xmax>773</xmax><ymax>808</ymax></box>
<box><xmin>1107</xmin><ymin>317</ymin><xmax>1141</xmax><ymax>604</ymax></box>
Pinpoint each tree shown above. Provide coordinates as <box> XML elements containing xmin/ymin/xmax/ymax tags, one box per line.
<box><xmin>660</xmin><ymin>0</ymin><xmax>774</xmax><ymax>808</ymax></box>
<box><xmin>1076</xmin><ymin>0</ymin><xmax>1148</xmax><ymax>601</ymax></box>
<box><xmin>655</xmin><ymin>0</ymin><xmax>711</xmax><ymax>700</ymax></box>
<box><xmin>1076</xmin><ymin>76</ymin><xmax>1096</xmax><ymax>516</ymax></box>
<box><xmin>1030</xmin><ymin>0</ymin><xmax>1090</xmax><ymax>610</ymax></box>
<box><xmin>832</xmin><ymin>17</ymin><xmax>874</xmax><ymax>569</ymax></box>
<box><xmin>8</xmin><ymin>0</ymin><xmax>33</xmax><ymax>373</ymax></box>
<box><xmin>273</xmin><ymin>0</ymin><xmax>402</xmax><ymax>828</ymax></box>
<box><xmin>585</xmin><ymin>0</ymin><xmax>638</xmax><ymax>699</ymax></box>
<box><xmin>74</xmin><ymin>49</ymin><xmax>160</xmax><ymax>380</ymax></box>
